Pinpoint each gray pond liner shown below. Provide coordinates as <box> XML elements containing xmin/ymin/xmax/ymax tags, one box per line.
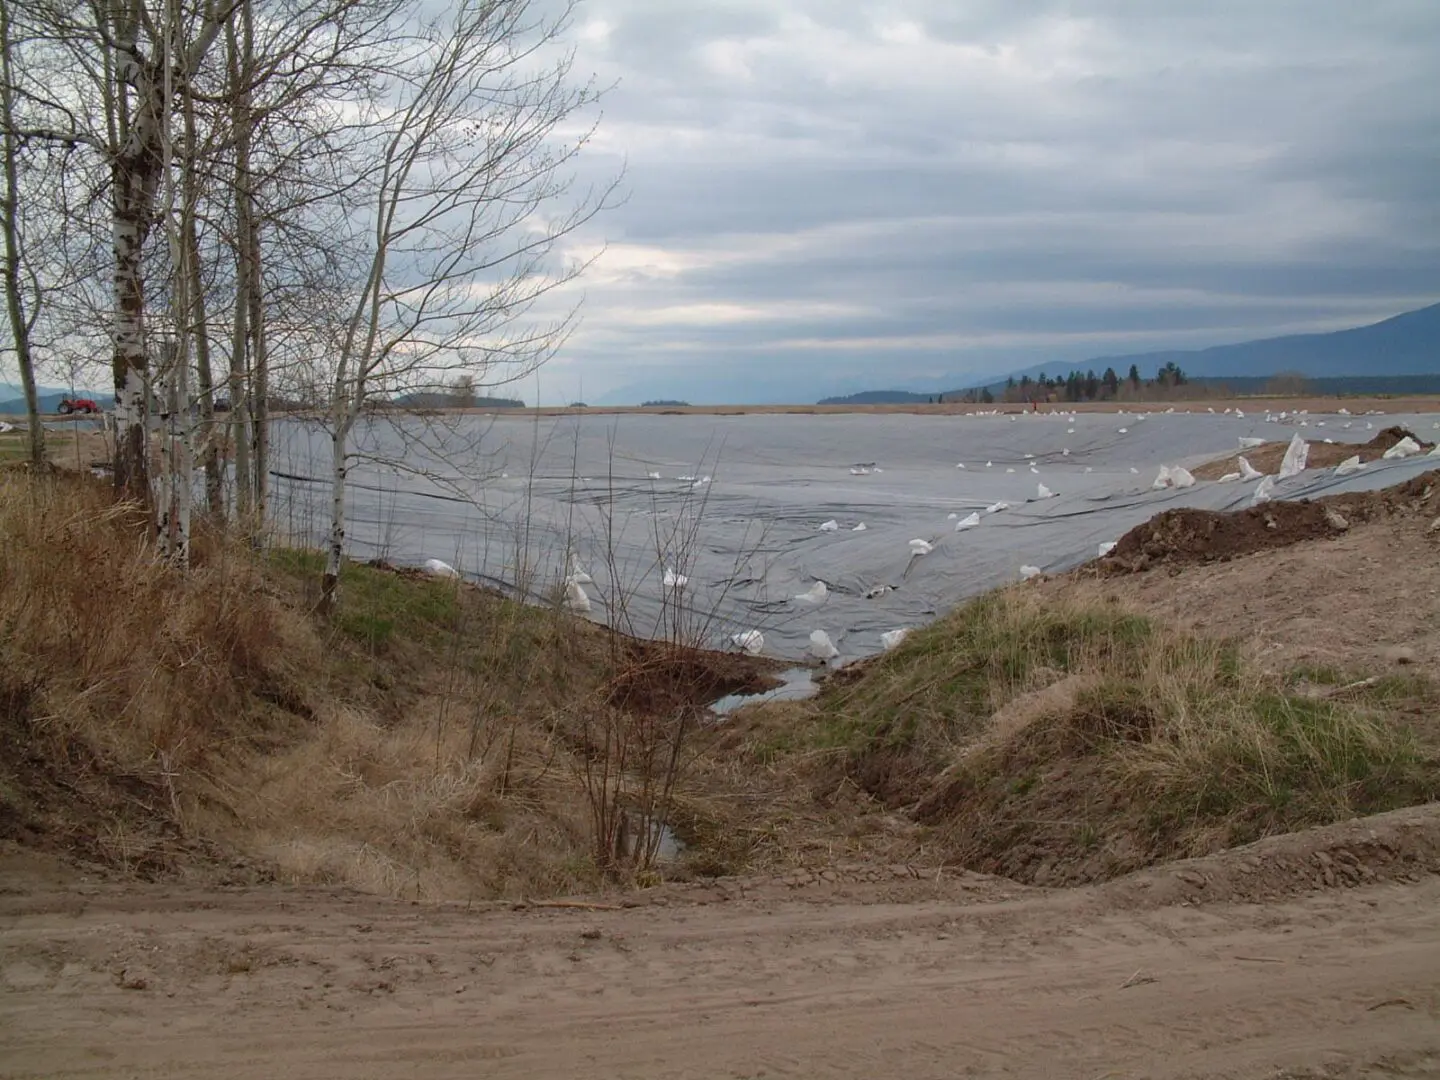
<box><xmin>267</xmin><ymin>409</ymin><xmax>1440</xmax><ymax>662</ymax></box>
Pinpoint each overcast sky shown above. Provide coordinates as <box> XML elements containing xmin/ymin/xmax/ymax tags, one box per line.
<box><xmin>523</xmin><ymin>0</ymin><xmax>1440</xmax><ymax>404</ymax></box>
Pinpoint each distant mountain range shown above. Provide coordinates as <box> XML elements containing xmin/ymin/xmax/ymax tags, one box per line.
<box><xmin>819</xmin><ymin>302</ymin><xmax>1440</xmax><ymax>405</ymax></box>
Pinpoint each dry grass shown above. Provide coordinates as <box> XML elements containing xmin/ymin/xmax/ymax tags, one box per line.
<box><xmin>745</xmin><ymin>587</ymin><xmax>1440</xmax><ymax>885</ymax></box>
<box><xmin>0</xmin><ymin>470</ymin><xmax>767</xmax><ymax>900</ymax></box>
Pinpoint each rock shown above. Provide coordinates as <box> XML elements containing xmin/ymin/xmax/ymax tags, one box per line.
<box><xmin>1176</xmin><ymin>870</ymin><xmax>1207</xmax><ymax>888</ymax></box>
<box><xmin>579</xmin><ymin>927</ymin><xmax>602</xmax><ymax>941</ymax></box>
<box><xmin>117</xmin><ymin>968</ymin><xmax>151</xmax><ymax>991</ymax></box>
<box><xmin>1323</xmin><ymin>508</ymin><xmax>1349</xmax><ymax>531</ymax></box>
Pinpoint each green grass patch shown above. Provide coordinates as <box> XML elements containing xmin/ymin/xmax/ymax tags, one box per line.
<box><xmin>809</xmin><ymin>589</ymin><xmax>1157</xmax><ymax>760</ymax></box>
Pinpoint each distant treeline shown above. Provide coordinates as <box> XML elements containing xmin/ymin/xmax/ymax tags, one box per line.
<box><xmin>640</xmin><ymin>399</ymin><xmax>691</xmax><ymax>408</ymax></box>
<box><xmin>819</xmin><ymin>369</ymin><xmax>1440</xmax><ymax>406</ymax></box>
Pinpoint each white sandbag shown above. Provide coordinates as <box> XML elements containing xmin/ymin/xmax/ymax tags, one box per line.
<box><xmin>647</xmin><ymin>471</ymin><xmax>661</xmax><ymax>479</ymax></box>
<box><xmin>1252</xmin><ymin>476</ymin><xmax>1275</xmax><ymax>505</ymax></box>
<box><xmin>564</xmin><ymin>580</ymin><xmax>591</xmax><ymax>614</ymax></box>
<box><xmin>1098</xmin><ymin>541</ymin><xmax>1117</xmax><ymax>557</ymax></box>
<box><xmin>880</xmin><ymin>629</ymin><xmax>910</xmax><ymax>651</ymax></box>
<box><xmin>808</xmin><ymin>630</ymin><xmax>839</xmax><ymax>661</ymax></box>
<box><xmin>1036</xmin><ymin>483</ymin><xmax>1055</xmax><ymax>499</ymax></box>
<box><xmin>1278</xmin><ymin>433</ymin><xmax>1309</xmax><ymax>479</ymax></box>
<box><xmin>908</xmin><ymin>538</ymin><xmax>934</xmax><ymax>556</ymax></box>
<box><xmin>1019</xmin><ymin>565</ymin><xmax>1043</xmax><ymax>580</ymax></box>
<box><xmin>662</xmin><ymin>567</ymin><xmax>688</xmax><ymax>589</ymax></box>
<box><xmin>851</xmin><ymin>522</ymin><xmax>867</xmax><ymax>531</ymax></box>
<box><xmin>1238</xmin><ymin>456</ymin><xmax>1263</xmax><ymax>481</ymax></box>
<box><xmin>985</xmin><ymin>501</ymin><xmax>1009</xmax><ymax>514</ymax></box>
<box><xmin>1239</xmin><ymin>436</ymin><xmax>1266</xmax><ymax>449</ymax></box>
<box><xmin>567</xmin><ymin>558</ymin><xmax>592</xmax><ymax>585</ymax></box>
<box><xmin>1170</xmin><ymin>466</ymin><xmax>1195</xmax><ymax>488</ymax></box>
<box><xmin>1216</xmin><ymin>472</ymin><xmax>1241</xmax><ymax>483</ymax></box>
<box><xmin>1334</xmin><ymin>455</ymin><xmax>1364</xmax><ymax>476</ymax></box>
<box><xmin>1383</xmin><ymin>436</ymin><xmax>1422</xmax><ymax>460</ymax></box>
<box><xmin>954</xmin><ymin>512</ymin><xmax>981</xmax><ymax>532</ymax></box>
<box><xmin>423</xmin><ymin>558</ymin><xmax>460</xmax><ymax>579</ymax></box>
<box><xmin>731</xmin><ymin>630</ymin><xmax>764</xmax><ymax>656</ymax></box>
<box><xmin>794</xmin><ymin>581</ymin><xmax>828</xmax><ymax>604</ymax></box>
<box><xmin>818</xmin><ymin>519</ymin><xmax>840</xmax><ymax>532</ymax></box>
<box><xmin>1152</xmin><ymin>465</ymin><xmax>1173</xmax><ymax>490</ymax></box>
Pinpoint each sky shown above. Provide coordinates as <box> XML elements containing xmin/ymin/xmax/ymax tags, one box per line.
<box><xmin>524</xmin><ymin>0</ymin><xmax>1440</xmax><ymax>404</ymax></box>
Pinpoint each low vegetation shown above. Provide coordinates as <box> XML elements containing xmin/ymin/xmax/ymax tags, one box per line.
<box><xmin>3</xmin><ymin>466</ymin><xmax>1435</xmax><ymax>898</ymax></box>
<box><xmin>740</xmin><ymin>587</ymin><xmax>1440</xmax><ymax>885</ymax></box>
<box><xmin>0</xmin><ymin>469</ymin><xmax>770</xmax><ymax>899</ymax></box>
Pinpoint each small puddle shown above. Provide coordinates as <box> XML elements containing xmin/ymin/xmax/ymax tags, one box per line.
<box><xmin>625</xmin><ymin>817</ymin><xmax>685</xmax><ymax>861</ymax></box>
<box><xmin>708</xmin><ymin>667</ymin><xmax>819</xmax><ymax>718</ymax></box>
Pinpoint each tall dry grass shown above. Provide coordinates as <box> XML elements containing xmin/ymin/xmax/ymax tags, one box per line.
<box><xmin>0</xmin><ymin>469</ymin><xmax>768</xmax><ymax>899</ymax></box>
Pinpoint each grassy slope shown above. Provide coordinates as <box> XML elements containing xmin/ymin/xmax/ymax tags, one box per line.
<box><xmin>0</xmin><ymin>470</ymin><xmax>770</xmax><ymax>900</ymax></box>
<box><xmin>744</xmin><ymin>588</ymin><xmax>1439</xmax><ymax>885</ymax></box>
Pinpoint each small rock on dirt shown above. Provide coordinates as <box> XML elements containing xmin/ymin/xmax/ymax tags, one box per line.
<box><xmin>579</xmin><ymin>928</ymin><xmax>602</xmax><ymax>941</ymax></box>
<box><xmin>1323</xmin><ymin>508</ymin><xmax>1350</xmax><ymax>531</ymax></box>
<box><xmin>117</xmin><ymin>968</ymin><xmax>151</xmax><ymax>991</ymax></box>
<box><xmin>1382</xmin><ymin>645</ymin><xmax>1417</xmax><ymax>665</ymax></box>
<box><xmin>1176</xmin><ymin>870</ymin><xmax>1207</xmax><ymax>888</ymax></box>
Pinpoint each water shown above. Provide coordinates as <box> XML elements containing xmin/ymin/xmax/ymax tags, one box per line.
<box><xmin>265</xmin><ymin>408</ymin><xmax>1440</xmax><ymax>661</ymax></box>
<box><xmin>709</xmin><ymin>667</ymin><xmax>820</xmax><ymax>717</ymax></box>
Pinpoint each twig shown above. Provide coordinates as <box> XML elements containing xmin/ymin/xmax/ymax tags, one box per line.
<box><xmin>1120</xmin><ymin>969</ymin><xmax>1156</xmax><ymax>989</ymax></box>
<box><xmin>1321</xmin><ymin>676</ymin><xmax>1381</xmax><ymax>699</ymax></box>
<box><xmin>519</xmin><ymin>899</ymin><xmax>625</xmax><ymax>912</ymax></box>
<box><xmin>1233</xmin><ymin>955</ymin><xmax>1286</xmax><ymax>964</ymax></box>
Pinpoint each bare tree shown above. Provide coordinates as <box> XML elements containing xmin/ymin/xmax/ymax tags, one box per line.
<box><xmin>0</xmin><ymin>0</ymin><xmax>45</xmax><ymax>465</ymax></box>
<box><xmin>317</xmin><ymin>0</ymin><xmax>613</xmax><ymax>612</ymax></box>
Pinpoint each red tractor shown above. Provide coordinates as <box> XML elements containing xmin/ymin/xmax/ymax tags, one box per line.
<box><xmin>58</xmin><ymin>396</ymin><xmax>103</xmax><ymax>416</ymax></box>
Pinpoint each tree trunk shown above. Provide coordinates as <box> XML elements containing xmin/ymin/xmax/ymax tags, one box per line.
<box><xmin>239</xmin><ymin>0</ymin><xmax>267</xmax><ymax>533</ymax></box>
<box><xmin>320</xmin><ymin>421</ymin><xmax>347</xmax><ymax>614</ymax></box>
<box><xmin>181</xmin><ymin>84</ymin><xmax>222</xmax><ymax>517</ymax></box>
<box><xmin>0</xmin><ymin>0</ymin><xmax>42</xmax><ymax>468</ymax></box>
<box><xmin>226</xmin><ymin>14</ymin><xmax>253</xmax><ymax>522</ymax></box>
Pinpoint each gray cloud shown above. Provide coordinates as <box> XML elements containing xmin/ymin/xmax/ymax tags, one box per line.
<box><xmin>531</xmin><ymin>0</ymin><xmax>1440</xmax><ymax>403</ymax></box>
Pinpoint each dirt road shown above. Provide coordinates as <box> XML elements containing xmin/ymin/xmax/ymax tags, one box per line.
<box><xmin>4</xmin><ymin>812</ymin><xmax>1440</xmax><ymax>1080</ymax></box>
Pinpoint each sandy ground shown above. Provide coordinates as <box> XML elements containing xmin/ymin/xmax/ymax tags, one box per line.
<box><xmin>4</xmin><ymin>806</ymin><xmax>1440</xmax><ymax>1080</ymax></box>
<box><xmin>1057</xmin><ymin>496</ymin><xmax>1440</xmax><ymax>676</ymax></box>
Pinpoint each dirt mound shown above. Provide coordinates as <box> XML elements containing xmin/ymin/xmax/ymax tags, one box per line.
<box><xmin>1193</xmin><ymin>425</ymin><xmax>1433</xmax><ymax>480</ymax></box>
<box><xmin>1097</xmin><ymin>470</ymin><xmax>1438</xmax><ymax>574</ymax></box>
<box><xmin>1095</xmin><ymin>802</ymin><xmax>1440</xmax><ymax>911</ymax></box>
<box><xmin>607</xmin><ymin>648</ymin><xmax>780</xmax><ymax>715</ymax></box>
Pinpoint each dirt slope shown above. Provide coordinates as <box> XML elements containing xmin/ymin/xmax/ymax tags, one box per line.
<box><xmin>4</xmin><ymin>807</ymin><xmax>1440</xmax><ymax>1079</ymax></box>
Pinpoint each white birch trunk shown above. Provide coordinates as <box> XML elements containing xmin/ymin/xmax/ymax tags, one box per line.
<box><xmin>321</xmin><ymin>417</ymin><xmax>348</xmax><ymax>613</ymax></box>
